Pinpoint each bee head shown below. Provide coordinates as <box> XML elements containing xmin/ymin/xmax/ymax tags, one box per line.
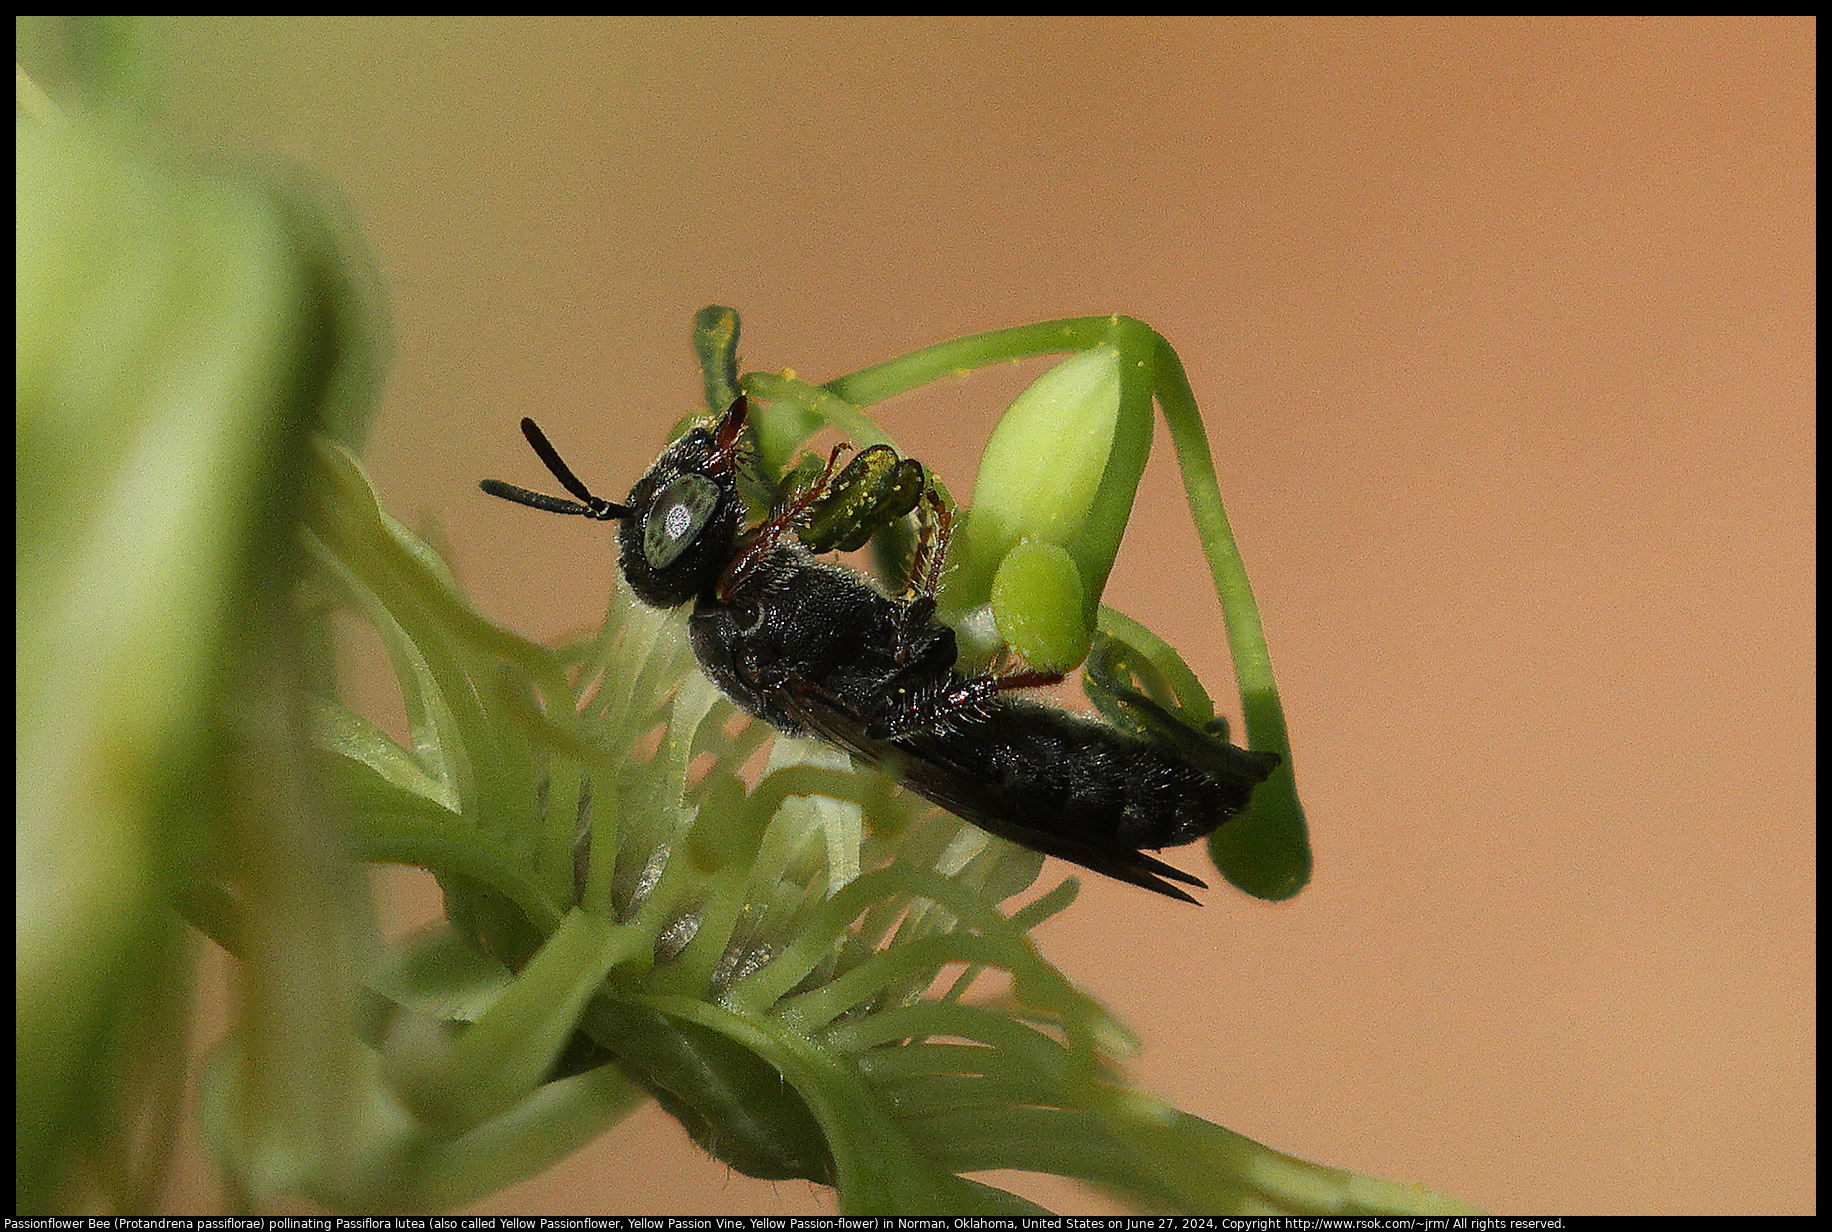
<box><xmin>480</xmin><ymin>397</ymin><xmax>750</xmax><ymax>610</ymax></box>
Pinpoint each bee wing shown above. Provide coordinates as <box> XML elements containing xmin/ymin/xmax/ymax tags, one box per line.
<box><xmin>777</xmin><ymin>686</ymin><xmax>1209</xmax><ymax>905</ymax></box>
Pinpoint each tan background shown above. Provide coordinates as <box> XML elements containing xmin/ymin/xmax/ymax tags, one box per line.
<box><xmin>147</xmin><ymin>16</ymin><xmax>1810</xmax><ymax>1216</ymax></box>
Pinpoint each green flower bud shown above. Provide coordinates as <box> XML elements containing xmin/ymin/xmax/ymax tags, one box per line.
<box><xmin>989</xmin><ymin>538</ymin><xmax>1090</xmax><ymax>673</ymax></box>
<box><xmin>949</xmin><ymin>342</ymin><xmax>1153</xmax><ymax>670</ymax></box>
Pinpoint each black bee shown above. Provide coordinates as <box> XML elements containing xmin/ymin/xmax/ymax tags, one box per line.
<box><xmin>481</xmin><ymin>397</ymin><xmax>1280</xmax><ymax>902</ymax></box>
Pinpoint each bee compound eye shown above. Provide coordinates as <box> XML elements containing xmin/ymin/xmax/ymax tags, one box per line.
<box><xmin>643</xmin><ymin>473</ymin><xmax>722</xmax><ymax>570</ymax></box>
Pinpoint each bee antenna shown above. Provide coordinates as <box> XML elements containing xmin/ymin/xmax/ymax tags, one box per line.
<box><xmin>478</xmin><ymin>418</ymin><xmax>630</xmax><ymax>520</ymax></box>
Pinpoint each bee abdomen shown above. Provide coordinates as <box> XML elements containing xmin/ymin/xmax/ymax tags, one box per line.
<box><xmin>919</xmin><ymin>699</ymin><xmax>1273</xmax><ymax>851</ymax></box>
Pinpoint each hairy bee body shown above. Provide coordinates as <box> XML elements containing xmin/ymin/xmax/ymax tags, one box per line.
<box><xmin>483</xmin><ymin>396</ymin><xmax>1279</xmax><ymax>901</ymax></box>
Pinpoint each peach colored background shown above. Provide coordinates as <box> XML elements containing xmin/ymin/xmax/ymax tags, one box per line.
<box><xmin>149</xmin><ymin>17</ymin><xmax>1810</xmax><ymax>1216</ymax></box>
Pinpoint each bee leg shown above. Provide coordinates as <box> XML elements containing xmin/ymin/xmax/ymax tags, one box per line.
<box><xmin>906</xmin><ymin>487</ymin><xmax>954</xmax><ymax>602</ymax></box>
<box><xmin>706</xmin><ymin>395</ymin><xmax>751</xmax><ymax>465</ymax></box>
<box><xmin>1083</xmin><ymin>632</ymin><xmax>1280</xmax><ymax>782</ymax></box>
<box><xmin>716</xmin><ymin>440</ymin><xmax>855</xmax><ymax>602</ymax></box>
<box><xmin>872</xmin><ymin>664</ymin><xmax>1068</xmax><ymax>740</ymax></box>
<box><xmin>995</xmin><ymin>662</ymin><xmax>1062</xmax><ymax>689</ymax></box>
<box><xmin>775</xmin><ymin>441</ymin><xmax>860</xmax><ymax>535</ymax></box>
